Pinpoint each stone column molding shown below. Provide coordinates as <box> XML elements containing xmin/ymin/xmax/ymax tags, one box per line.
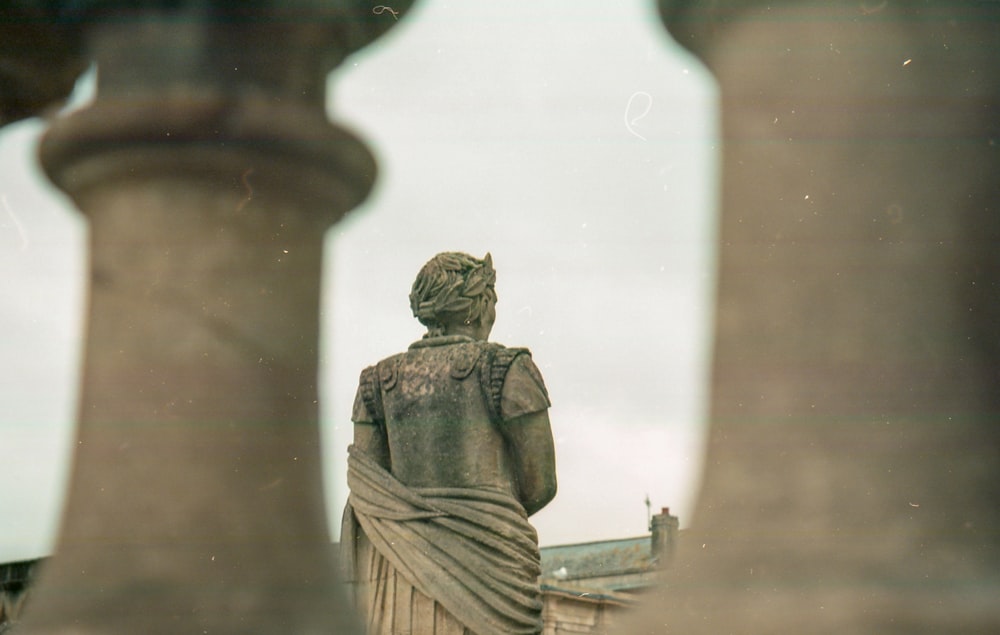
<box><xmin>12</xmin><ymin>3</ymin><xmax>413</xmax><ymax>633</ymax></box>
<box><xmin>626</xmin><ymin>2</ymin><xmax>1000</xmax><ymax>632</ymax></box>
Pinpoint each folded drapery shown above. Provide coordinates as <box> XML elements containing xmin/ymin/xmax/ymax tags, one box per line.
<box><xmin>341</xmin><ymin>445</ymin><xmax>543</xmax><ymax>635</ymax></box>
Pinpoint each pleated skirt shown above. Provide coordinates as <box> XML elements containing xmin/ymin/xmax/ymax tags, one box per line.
<box><xmin>351</xmin><ymin>528</ymin><xmax>472</xmax><ymax>635</ymax></box>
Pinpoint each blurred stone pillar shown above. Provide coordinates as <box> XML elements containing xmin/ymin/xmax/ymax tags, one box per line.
<box><xmin>7</xmin><ymin>3</ymin><xmax>412</xmax><ymax>633</ymax></box>
<box><xmin>627</xmin><ymin>2</ymin><xmax>1000</xmax><ymax>632</ymax></box>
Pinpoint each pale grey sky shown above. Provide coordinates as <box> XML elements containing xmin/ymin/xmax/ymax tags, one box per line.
<box><xmin>0</xmin><ymin>0</ymin><xmax>717</xmax><ymax>562</ymax></box>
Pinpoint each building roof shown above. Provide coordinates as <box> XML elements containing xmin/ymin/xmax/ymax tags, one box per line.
<box><xmin>539</xmin><ymin>536</ymin><xmax>654</xmax><ymax>587</ymax></box>
<box><xmin>539</xmin><ymin>582</ymin><xmax>638</xmax><ymax>606</ymax></box>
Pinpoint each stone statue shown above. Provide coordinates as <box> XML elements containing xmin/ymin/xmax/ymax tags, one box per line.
<box><xmin>341</xmin><ymin>252</ymin><xmax>557</xmax><ymax>635</ymax></box>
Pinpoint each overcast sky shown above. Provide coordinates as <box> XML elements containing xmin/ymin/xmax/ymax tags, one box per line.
<box><xmin>0</xmin><ymin>0</ymin><xmax>718</xmax><ymax>562</ymax></box>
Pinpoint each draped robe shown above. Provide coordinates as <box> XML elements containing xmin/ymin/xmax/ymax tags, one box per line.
<box><xmin>342</xmin><ymin>337</ymin><xmax>552</xmax><ymax>635</ymax></box>
<box><xmin>341</xmin><ymin>446</ymin><xmax>544</xmax><ymax>635</ymax></box>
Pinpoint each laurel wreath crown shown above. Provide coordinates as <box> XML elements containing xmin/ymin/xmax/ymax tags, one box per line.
<box><xmin>409</xmin><ymin>252</ymin><xmax>496</xmax><ymax>332</ymax></box>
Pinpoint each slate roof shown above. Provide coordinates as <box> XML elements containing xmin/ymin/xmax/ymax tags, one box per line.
<box><xmin>539</xmin><ymin>536</ymin><xmax>654</xmax><ymax>585</ymax></box>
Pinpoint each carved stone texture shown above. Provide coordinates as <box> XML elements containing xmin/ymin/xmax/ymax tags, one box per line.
<box><xmin>625</xmin><ymin>1</ymin><xmax>1000</xmax><ymax>632</ymax></box>
<box><xmin>342</xmin><ymin>253</ymin><xmax>558</xmax><ymax>635</ymax></box>
<box><xmin>16</xmin><ymin>3</ymin><xmax>412</xmax><ymax>633</ymax></box>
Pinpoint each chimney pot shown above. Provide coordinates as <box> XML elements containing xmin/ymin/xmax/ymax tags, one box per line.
<box><xmin>651</xmin><ymin>507</ymin><xmax>680</xmax><ymax>566</ymax></box>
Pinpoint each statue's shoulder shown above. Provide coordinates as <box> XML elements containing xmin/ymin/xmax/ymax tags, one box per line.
<box><xmin>367</xmin><ymin>351</ymin><xmax>406</xmax><ymax>391</ymax></box>
<box><xmin>447</xmin><ymin>341</ymin><xmax>532</xmax><ymax>376</ymax></box>
<box><xmin>356</xmin><ymin>351</ymin><xmax>407</xmax><ymax>421</ymax></box>
<box><xmin>478</xmin><ymin>342</ymin><xmax>538</xmax><ymax>422</ymax></box>
<box><xmin>483</xmin><ymin>341</ymin><xmax>531</xmax><ymax>361</ymax></box>
<box><xmin>414</xmin><ymin>339</ymin><xmax>512</xmax><ymax>381</ymax></box>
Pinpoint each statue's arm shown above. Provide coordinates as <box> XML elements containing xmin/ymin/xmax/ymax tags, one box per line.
<box><xmin>353</xmin><ymin>422</ymin><xmax>390</xmax><ymax>470</ymax></box>
<box><xmin>502</xmin><ymin>410</ymin><xmax>557</xmax><ymax>517</ymax></box>
<box><xmin>350</xmin><ymin>374</ymin><xmax>390</xmax><ymax>469</ymax></box>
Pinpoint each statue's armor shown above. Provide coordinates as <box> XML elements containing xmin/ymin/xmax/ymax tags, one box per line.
<box><xmin>360</xmin><ymin>337</ymin><xmax>526</xmax><ymax>425</ymax></box>
<box><xmin>345</xmin><ymin>334</ymin><xmax>552</xmax><ymax>635</ymax></box>
<box><xmin>355</xmin><ymin>335</ymin><xmax>540</xmax><ymax>494</ymax></box>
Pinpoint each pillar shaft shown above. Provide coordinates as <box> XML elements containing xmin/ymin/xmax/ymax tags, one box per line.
<box><xmin>632</xmin><ymin>2</ymin><xmax>1000</xmax><ymax>632</ymax></box>
<box><xmin>24</xmin><ymin>180</ymin><xmax>348</xmax><ymax>632</ymax></box>
<box><xmin>14</xmin><ymin>5</ymin><xmax>412</xmax><ymax>631</ymax></box>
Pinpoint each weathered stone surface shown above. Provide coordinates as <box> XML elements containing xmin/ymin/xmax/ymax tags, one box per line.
<box><xmin>342</xmin><ymin>253</ymin><xmax>557</xmax><ymax>635</ymax></box>
<box><xmin>624</xmin><ymin>2</ymin><xmax>1000</xmax><ymax>632</ymax></box>
<box><xmin>13</xmin><ymin>3</ymin><xmax>412</xmax><ymax>633</ymax></box>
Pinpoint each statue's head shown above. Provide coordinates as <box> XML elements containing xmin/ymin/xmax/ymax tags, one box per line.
<box><xmin>410</xmin><ymin>252</ymin><xmax>497</xmax><ymax>339</ymax></box>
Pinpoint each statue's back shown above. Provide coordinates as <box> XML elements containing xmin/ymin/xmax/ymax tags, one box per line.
<box><xmin>371</xmin><ymin>338</ymin><xmax>521</xmax><ymax>494</ymax></box>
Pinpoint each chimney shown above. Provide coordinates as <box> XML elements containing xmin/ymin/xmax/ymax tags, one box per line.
<box><xmin>651</xmin><ymin>507</ymin><xmax>679</xmax><ymax>566</ymax></box>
